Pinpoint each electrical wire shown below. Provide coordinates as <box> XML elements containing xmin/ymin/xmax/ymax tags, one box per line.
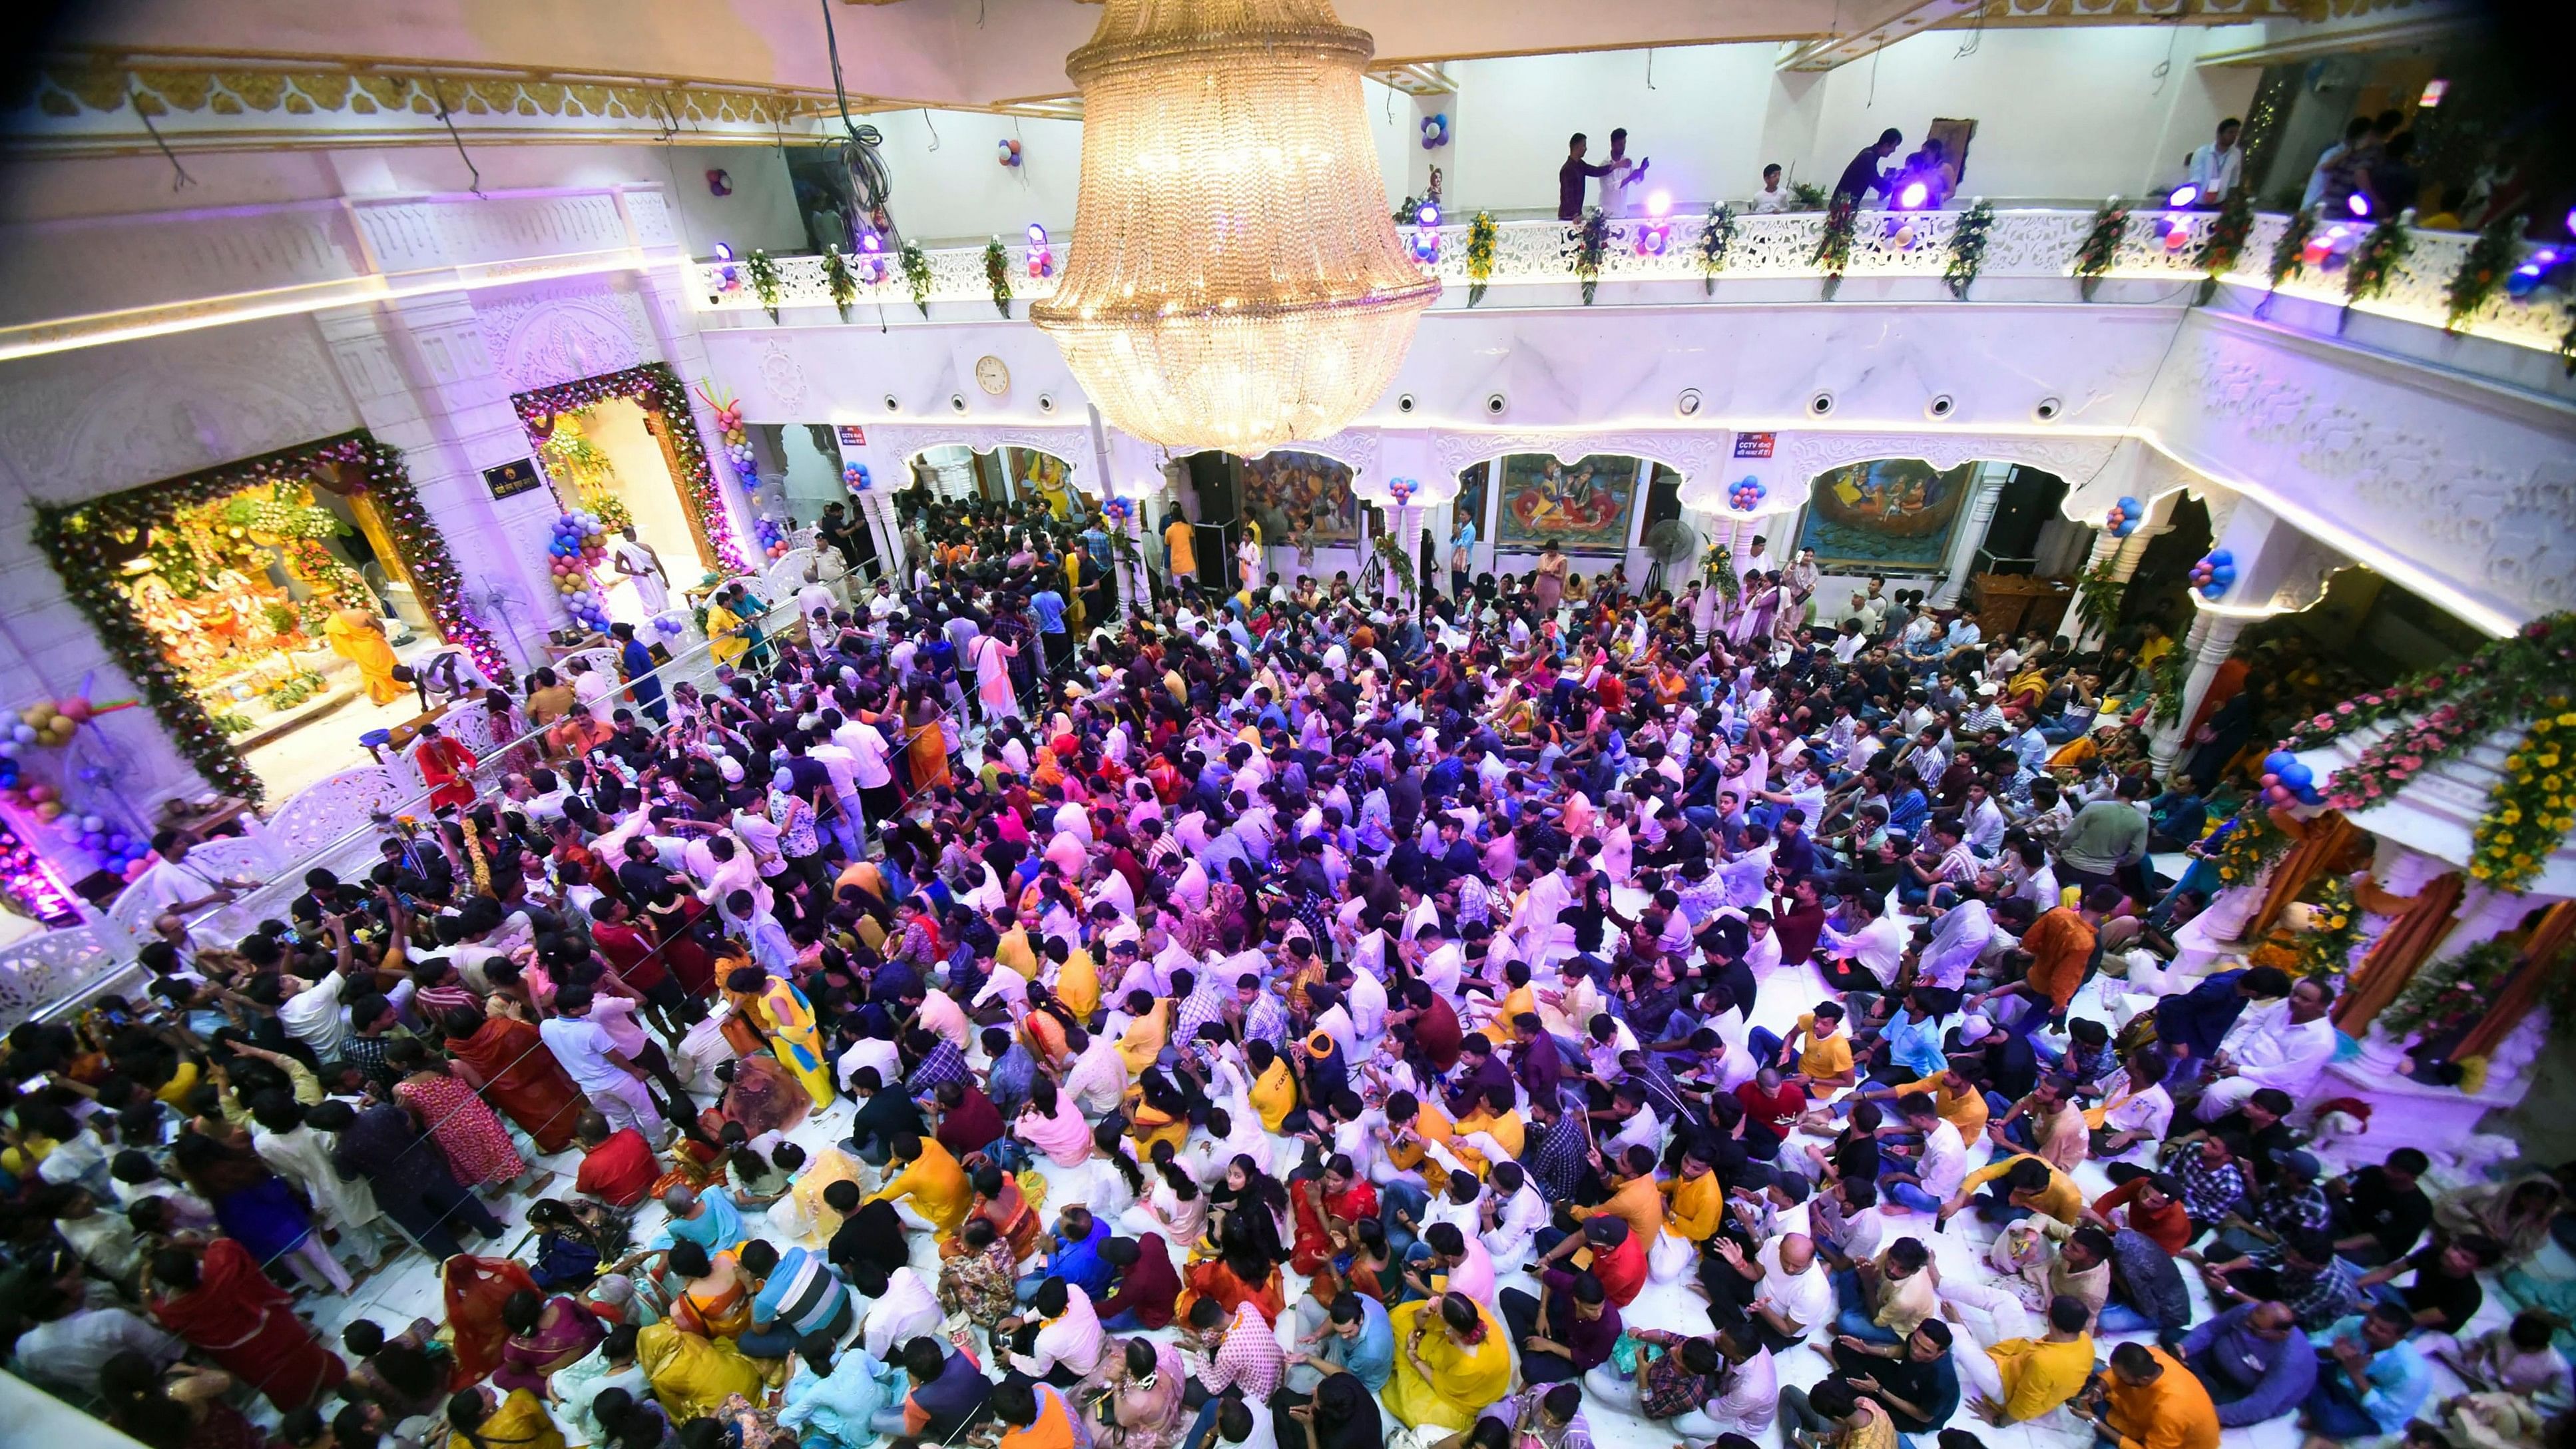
<box><xmin>427</xmin><ymin>77</ymin><xmax>485</xmax><ymax>196</ymax></box>
<box><xmin>129</xmin><ymin>87</ymin><xmax>196</xmax><ymax>192</ymax></box>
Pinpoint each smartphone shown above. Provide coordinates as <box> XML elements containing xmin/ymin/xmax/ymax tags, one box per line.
<box><xmin>17</xmin><ymin>1074</ymin><xmax>47</xmax><ymax>1094</ymax></box>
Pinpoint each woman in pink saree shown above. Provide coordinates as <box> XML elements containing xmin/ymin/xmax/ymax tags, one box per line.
<box><xmin>493</xmin><ymin>1288</ymin><xmax>607</xmax><ymax>1394</ymax></box>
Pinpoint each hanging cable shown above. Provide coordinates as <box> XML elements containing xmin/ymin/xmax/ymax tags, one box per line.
<box><xmin>428</xmin><ymin>77</ymin><xmax>485</xmax><ymax>196</ymax></box>
<box><xmin>129</xmin><ymin>87</ymin><xmax>196</xmax><ymax>192</ymax></box>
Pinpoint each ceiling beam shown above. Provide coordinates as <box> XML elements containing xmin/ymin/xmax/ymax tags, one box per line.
<box><xmin>1776</xmin><ymin>0</ymin><xmax>1985</xmax><ymax>71</ymax></box>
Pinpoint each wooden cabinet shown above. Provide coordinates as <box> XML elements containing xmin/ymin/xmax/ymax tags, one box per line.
<box><xmin>1969</xmin><ymin>573</ymin><xmax>2075</xmax><ymax>642</ymax></box>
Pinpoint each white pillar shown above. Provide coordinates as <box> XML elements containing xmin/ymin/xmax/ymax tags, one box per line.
<box><xmin>1686</xmin><ymin>508</ymin><xmax>1725</xmax><ymax>640</ymax></box>
<box><xmin>633</xmin><ymin>268</ymin><xmax>758</xmax><ymax>574</ymax></box>
<box><xmin>2149</xmin><ymin>611</ymin><xmax>2246</xmax><ymax>776</ymax></box>
<box><xmin>316</xmin><ymin>296</ymin><xmax>565</xmax><ymax>672</ymax></box>
<box><xmin>1929</xmin><ymin>462</ymin><xmax>2009</xmax><ymax>609</ymax></box>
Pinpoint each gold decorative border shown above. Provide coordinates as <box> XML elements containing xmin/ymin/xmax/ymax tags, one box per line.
<box><xmin>10</xmin><ymin>57</ymin><xmax>818</xmax><ymax>129</ymax></box>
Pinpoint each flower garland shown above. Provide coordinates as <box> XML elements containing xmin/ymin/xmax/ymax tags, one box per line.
<box><xmin>744</xmin><ymin>248</ymin><xmax>782</xmax><ymax>321</ymax></box>
<box><xmin>900</xmin><ymin>242</ymin><xmax>933</xmax><ymax>317</ymax></box>
<box><xmin>823</xmin><ymin>245</ymin><xmax>858</xmax><ymax>322</ymax></box>
<box><xmin>1371</xmin><ymin>529</ymin><xmax>1418</xmax><ymax>599</ymax></box>
<box><xmin>511</xmin><ymin>364</ymin><xmax>753</xmax><ymax>573</ymax></box>
<box><xmin>2443</xmin><ymin>210</ymin><xmax>2523</xmax><ymax>333</ymax></box>
<box><xmin>1943</xmin><ymin>198</ymin><xmax>1995</xmax><ymax>300</ymax></box>
<box><xmin>2073</xmin><ymin>554</ymin><xmax>2126</xmax><ymax>639</ymax></box>
<box><xmin>2380</xmin><ymin>937</ymin><xmax>2528</xmax><ymax>1041</ymax></box>
<box><xmin>2477</xmin><ymin>708</ymin><xmax>2574</xmax><ymax>888</ymax></box>
<box><xmin>1697</xmin><ymin>202</ymin><xmax>1737</xmax><ymax>296</ymax></box>
<box><xmin>1465</xmin><ymin>212</ymin><xmax>1499</xmax><ymax>308</ymax></box>
<box><xmin>2276</xmin><ymin>613</ymin><xmax>2576</xmax><ymax>891</ymax></box>
<box><xmin>2267</xmin><ymin>206</ymin><xmax>2318</xmax><ymax>292</ymax></box>
<box><xmin>2343</xmin><ymin>211</ymin><xmax>2412</xmax><ymax>313</ymax></box>
<box><xmin>2287</xmin><ymin>878</ymin><xmax>2362</xmax><ymax>983</ymax></box>
<box><xmin>1814</xmin><ymin>195</ymin><xmax>1858</xmax><ymax>300</ymax></box>
<box><xmin>984</xmin><ymin>237</ymin><xmax>1013</xmax><ymax>318</ymax></box>
<box><xmin>1566</xmin><ymin>208</ymin><xmax>1611</xmax><ymax>306</ymax></box>
<box><xmin>2073</xmin><ymin>197</ymin><xmax>2131</xmax><ymax>301</ymax></box>
<box><xmin>2197</xmin><ymin>188</ymin><xmax>2256</xmax><ymax>304</ymax></box>
<box><xmin>32</xmin><ymin>432</ymin><xmax>507</xmax><ymax>806</ymax></box>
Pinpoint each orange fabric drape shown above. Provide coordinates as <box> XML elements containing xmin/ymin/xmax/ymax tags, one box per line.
<box><xmin>2455</xmin><ymin>904</ymin><xmax>2576</xmax><ymax>1058</ymax></box>
<box><xmin>2350</xmin><ymin>875</ymin><xmax>2433</xmax><ymax>920</ymax></box>
<box><xmin>2332</xmin><ymin>871</ymin><xmax>2466</xmax><ymax>1035</ymax></box>
<box><xmin>2252</xmin><ymin>812</ymin><xmax>2364</xmax><ymax>938</ymax></box>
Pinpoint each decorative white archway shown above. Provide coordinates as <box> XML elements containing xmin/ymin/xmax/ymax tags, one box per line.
<box><xmin>866</xmin><ymin>424</ymin><xmax>1101</xmax><ymax>497</ymax></box>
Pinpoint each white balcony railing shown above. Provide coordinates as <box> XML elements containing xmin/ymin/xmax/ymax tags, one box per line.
<box><xmin>688</xmin><ymin>208</ymin><xmax>2569</xmax><ymax>358</ymax></box>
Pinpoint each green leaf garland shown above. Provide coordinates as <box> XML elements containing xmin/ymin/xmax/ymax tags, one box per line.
<box><xmin>1814</xmin><ymin>195</ymin><xmax>1858</xmax><ymax>300</ymax></box>
<box><xmin>984</xmin><ymin>237</ymin><xmax>1013</xmax><ymax>319</ymax></box>
<box><xmin>823</xmin><ymin>245</ymin><xmax>858</xmax><ymax>321</ymax></box>
<box><xmin>744</xmin><ymin>248</ymin><xmax>782</xmax><ymax>322</ymax></box>
<box><xmin>1566</xmin><ymin>208</ymin><xmax>1611</xmax><ymax>306</ymax></box>
<box><xmin>2073</xmin><ymin>553</ymin><xmax>2125</xmax><ymax>639</ymax></box>
<box><xmin>2267</xmin><ymin>206</ymin><xmax>2318</xmax><ymax>293</ymax></box>
<box><xmin>1697</xmin><ymin>203</ymin><xmax>1736</xmax><ymax>296</ymax></box>
<box><xmin>2196</xmin><ymin>188</ymin><xmax>2255</xmax><ymax>304</ymax></box>
<box><xmin>2343</xmin><ymin>211</ymin><xmax>2411</xmax><ymax>316</ymax></box>
<box><xmin>2443</xmin><ymin>211</ymin><xmax>2523</xmax><ymax>334</ymax></box>
<box><xmin>2073</xmin><ymin>197</ymin><xmax>2130</xmax><ymax>301</ymax></box>
<box><xmin>1702</xmin><ymin>542</ymin><xmax>1740</xmax><ymax>606</ymax></box>
<box><xmin>900</xmin><ymin>242</ymin><xmax>933</xmax><ymax>317</ymax></box>
<box><xmin>1943</xmin><ymin>198</ymin><xmax>1994</xmax><ymax>300</ymax></box>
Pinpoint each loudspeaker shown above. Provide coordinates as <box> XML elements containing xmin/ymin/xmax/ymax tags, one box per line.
<box><xmin>1641</xmin><ymin>463</ymin><xmax>1683</xmax><ymax>527</ymax></box>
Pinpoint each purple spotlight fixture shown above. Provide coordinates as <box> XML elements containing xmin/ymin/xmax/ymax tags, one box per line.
<box><xmin>1895</xmin><ymin>180</ymin><xmax>1930</xmax><ymax>210</ymax></box>
<box><xmin>2167</xmin><ymin>183</ymin><xmax>2198</xmax><ymax>209</ymax></box>
<box><xmin>712</xmin><ymin>242</ymin><xmax>736</xmax><ymax>262</ymax></box>
<box><xmin>2347</xmin><ymin>191</ymin><xmax>2373</xmax><ymax>218</ymax></box>
<box><xmin>1417</xmin><ymin>200</ymin><xmax>1440</xmax><ymax>228</ymax></box>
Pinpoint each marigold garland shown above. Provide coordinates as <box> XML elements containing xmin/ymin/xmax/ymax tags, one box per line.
<box><xmin>32</xmin><ymin>432</ymin><xmax>509</xmax><ymax>806</ymax></box>
<box><xmin>2208</xmin><ymin>800</ymin><xmax>2294</xmax><ymax>887</ymax></box>
<box><xmin>1703</xmin><ymin>541</ymin><xmax>1740</xmax><ymax>606</ymax></box>
<box><xmin>983</xmin><ymin>237</ymin><xmax>1013</xmax><ymax>319</ymax></box>
<box><xmin>2343</xmin><ymin>212</ymin><xmax>2412</xmax><ymax>312</ymax></box>
<box><xmin>1465</xmin><ymin>212</ymin><xmax>1499</xmax><ymax>308</ymax></box>
<box><xmin>2287</xmin><ymin>878</ymin><xmax>2362</xmax><ymax>983</ymax></box>
<box><xmin>2277</xmin><ymin>612</ymin><xmax>2576</xmax><ymax>892</ymax></box>
<box><xmin>2444</xmin><ymin>210</ymin><xmax>2523</xmax><ymax>333</ymax></box>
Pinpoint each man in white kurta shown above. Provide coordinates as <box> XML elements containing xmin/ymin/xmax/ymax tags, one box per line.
<box><xmin>2194</xmin><ymin>975</ymin><xmax>2338</xmax><ymax>1121</ymax></box>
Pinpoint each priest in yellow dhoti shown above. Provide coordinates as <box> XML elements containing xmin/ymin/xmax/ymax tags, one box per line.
<box><xmin>326</xmin><ymin>607</ymin><xmax>405</xmax><ymax>705</ymax></box>
<box><xmin>1384</xmin><ymin>1292</ymin><xmax>1513</xmax><ymax>1432</ymax></box>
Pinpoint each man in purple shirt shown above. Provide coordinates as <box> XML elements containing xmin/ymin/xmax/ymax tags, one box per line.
<box><xmin>1558</xmin><ymin>133</ymin><xmax>1613</xmax><ymax>220</ymax></box>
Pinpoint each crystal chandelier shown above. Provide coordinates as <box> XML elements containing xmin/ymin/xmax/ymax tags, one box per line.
<box><xmin>1031</xmin><ymin>0</ymin><xmax>1439</xmax><ymax>455</ymax></box>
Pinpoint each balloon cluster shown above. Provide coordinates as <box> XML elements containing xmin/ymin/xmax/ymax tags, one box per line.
<box><xmin>1</xmin><ymin>701</ymin><xmax>87</xmax><ymax>752</ymax></box>
<box><xmin>1025</xmin><ymin>223</ymin><xmax>1055</xmax><ymax>280</ymax></box>
<box><xmin>549</xmin><ymin>511</ymin><xmax>614</xmax><ymax>633</ymax></box>
<box><xmin>856</xmin><ymin>232</ymin><xmax>889</xmax><ymax>286</ymax></box>
<box><xmin>650</xmin><ymin>610</ymin><xmax>691</xmax><ymax>640</ymax></box>
<box><xmin>1420</xmin><ymin>113</ymin><xmax>1448</xmax><ymax>149</ymax></box>
<box><xmin>1634</xmin><ymin>220</ymin><xmax>1672</xmax><ymax>257</ymax></box>
<box><xmin>2105</xmin><ymin>495</ymin><xmax>2142</xmax><ymax>538</ymax></box>
<box><xmin>2300</xmin><ymin>223</ymin><xmax>2366</xmax><ymax>272</ymax></box>
<box><xmin>997</xmin><ymin>139</ymin><xmax>1022</xmax><ymax>168</ymax></box>
<box><xmin>1386</xmin><ymin>477</ymin><xmax>1418</xmax><ymax>505</ymax></box>
<box><xmin>2188</xmin><ymin>548</ymin><xmax>2237</xmax><ymax>600</ymax></box>
<box><xmin>2258</xmin><ymin>750</ymin><xmax>2324</xmax><ymax>808</ymax></box>
<box><xmin>843</xmin><ymin>461</ymin><xmax>873</xmax><ymax>493</ymax></box>
<box><xmin>1101</xmin><ymin>497</ymin><xmax>1134</xmax><ymax>525</ymax></box>
<box><xmin>1728</xmin><ymin>476</ymin><xmax>1766</xmax><ymax>511</ymax></box>
<box><xmin>752</xmin><ymin>515</ymin><xmax>789</xmax><ymax>562</ymax></box>
<box><xmin>710</xmin><ymin>400</ymin><xmax>756</xmax><ymax>485</ymax></box>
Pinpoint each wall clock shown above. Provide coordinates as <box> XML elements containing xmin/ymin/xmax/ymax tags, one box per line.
<box><xmin>975</xmin><ymin>356</ymin><xmax>1011</xmax><ymax>396</ymax></box>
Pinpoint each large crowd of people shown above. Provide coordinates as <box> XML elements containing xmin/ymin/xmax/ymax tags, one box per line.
<box><xmin>5</xmin><ymin>492</ymin><xmax>2569</xmax><ymax>1449</ymax></box>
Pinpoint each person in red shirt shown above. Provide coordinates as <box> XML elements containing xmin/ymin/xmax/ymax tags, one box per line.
<box><xmin>1735</xmin><ymin>1065</ymin><xmax>1809</xmax><ymax>1159</ymax></box>
<box><xmin>1770</xmin><ymin>877</ymin><xmax>1829</xmax><ymax>966</ymax></box>
<box><xmin>1403</xmin><ymin>980</ymin><xmax>1464</xmax><ymax>1073</ymax></box>
<box><xmin>573</xmin><ymin>1111</ymin><xmax>660</xmax><ymax>1208</ymax></box>
<box><xmin>1097</xmin><ymin>1232</ymin><xmax>1181</xmax><ymax>1329</ymax></box>
<box><xmin>1579</xmin><ymin>1215</ymin><xmax>1647</xmax><ymax>1307</ymax></box>
<box><xmin>929</xmin><ymin>1078</ymin><xmax>1005</xmax><ymax>1161</ymax></box>
<box><xmin>589</xmin><ymin>897</ymin><xmax>688</xmax><ymax>1035</ymax></box>
<box><xmin>2087</xmin><ymin>1172</ymin><xmax>2193</xmax><ymax>1255</ymax></box>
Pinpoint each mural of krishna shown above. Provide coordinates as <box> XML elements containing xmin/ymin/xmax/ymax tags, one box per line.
<box><xmin>1237</xmin><ymin>451</ymin><xmax>1358</xmax><ymax>545</ymax></box>
<box><xmin>1794</xmin><ymin>458</ymin><xmax>1973</xmax><ymax>571</ymax></box>
<box><xmin>1496</xmin><ymin>453</ymin><xmax>1640</xmax><ymax>553</ymax></box>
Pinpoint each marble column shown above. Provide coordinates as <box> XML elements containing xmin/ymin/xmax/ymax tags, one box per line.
<box><xmin>1686</xmin><ymin>509</ymin><xmax>1724</xmax><ymax>640</ymax></box>
<box><xmin>1928</xmin><ymin>463</ymin><xmax>2009</xmax><ymax>608</ymax></box>
<box><xmin>1387</xmin><ymin>503</ymin><xmax>1431</xmax><ymax>609</ymax></box>
<box><xmin>2149</xmin><ymin>610</ymin><xmax>2245</xmax><ymax>775</ymax></box>
<box><xmin>316</xmin><ymin>296</ymin><xmax>565</xmax><ymax>672</ymax></box>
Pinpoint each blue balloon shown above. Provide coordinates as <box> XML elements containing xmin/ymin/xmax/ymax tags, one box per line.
<box><xmin>2294</xmin><ymin>783</ymin><xmax>2325</xmax><ymax>805</ymax></box>
<box><xmin>2262</xmin><ymin>750</ymin><xmax>2296</xmax><ymax>774</ymax></box>
<box><xmin>2211</xmin><ymin>549</ymin><xmax>2234</xmax><ymax>565</ymax></box>
<box><xmin>2276</xmin><ymin>760</ymin><xmax>2314</xmax><ymax>789</ymax></box>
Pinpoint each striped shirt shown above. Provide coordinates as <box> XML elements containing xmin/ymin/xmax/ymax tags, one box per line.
<box><xmin>752</xmin><ymin>1245</ymin><xmax>850</xmax><ymax>1339</ymax></box>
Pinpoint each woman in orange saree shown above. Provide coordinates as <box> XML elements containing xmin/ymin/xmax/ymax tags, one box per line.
<box><xmin>441</xmin><ymin>1005</ymin><xmax>586</xmax><ymax>1153</ymax></box>
<box><xmin>443</xmin><ymin>1254</ymin><xmax>543</xmax><ymax>1389</ymax></box>
<box><xmin>149</xmin><ymin>1238</ymin><xmax>348</xmax><ymax>1411</ymax></box>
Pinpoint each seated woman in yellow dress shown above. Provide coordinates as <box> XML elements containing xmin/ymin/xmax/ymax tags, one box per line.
<box><xmin>1125</xmin><ymin>1069</ymin><xmax>1192</xmax><ymax>1159</ymax></box>
<box><xmin>722</xmin><ymin>966</ymin><xmax>834</xmax><ymax>1110</ymax></box>
<box><xmin>1384</xmin><ymin>1291</ymin><xmax>1513</xmax><ymax>1432</ymax></box>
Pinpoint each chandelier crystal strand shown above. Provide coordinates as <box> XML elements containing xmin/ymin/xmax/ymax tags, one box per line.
<box><xmin>1031</xmin><ymin>0</ymin><xmax>1438</xmax><ymax>455</ymax></box>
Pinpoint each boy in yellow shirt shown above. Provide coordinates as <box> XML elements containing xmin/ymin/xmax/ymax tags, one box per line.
<box><xmin>1956</xmin><ymin>1294</ymin><xmax>2097</xmax><ymax>1424</ymax></box>
<box><xmin>1783</xmin><ymin>1002</ymin><xmax>1858</xmax><ymax>1092</ymax></box>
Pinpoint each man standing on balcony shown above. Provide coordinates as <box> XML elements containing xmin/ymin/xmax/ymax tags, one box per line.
<box><xmin>1559</xmin><ymin>133</ymin><xmax>1613</xmax><ymax>221</ymax></box>
<box><xmin>2187</xmin><ymin>118</ymin><xmax>2244</xmax><ymax>204</ymax></box>
<box><xmin>1835</xmin><ymin>129</ymin><xmax>1903</xmax><ymax>204</ymax></box>
<box><xmin>1599</xmin><ymin>128</ymin><xmax>1650</xmax><ymax>216</ymax></box>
